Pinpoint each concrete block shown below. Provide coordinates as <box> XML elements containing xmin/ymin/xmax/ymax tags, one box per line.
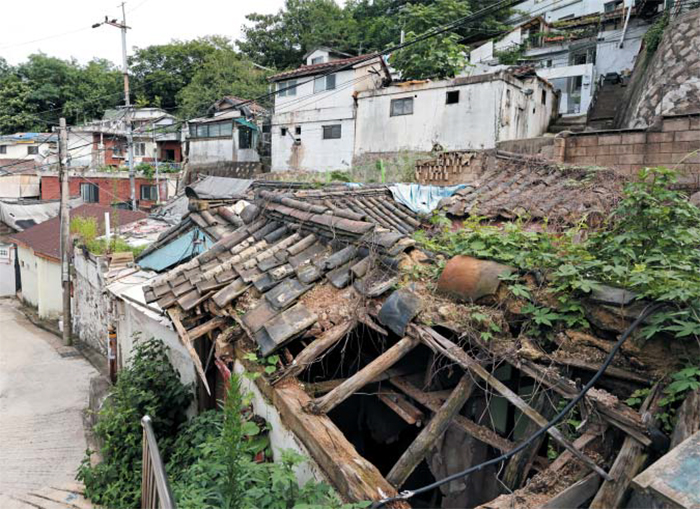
<box><xmin>595</xmin><ymin>155</ymin><xmax>619</xmax><ymax>166</ymax></box>
<box><xmin>608</xmin><ymin>145</ymin><xmax>635</xmax><ymax>155</ymax></box>
<box><xmin>621</xmin><ymin>132</ymin><xmax>647</xmax><ymax>144</ymax></box>
<box><xmin>648</xmin><ymin>132</ymin><xmax>675</xmax><ymax>143</ymax></box>
<box><xmin>633</xmin><ymin>144</ymin><xmax>649</xmax><ymax>154</ymax></box>
<box><xmin>689</xmin><ymin>116</ymin><xmax>700</xmax><ymax>130</ymax></box>
<box><xmin>663</xmin><ymin>117</ymin><xmax>691</xmax><ymax>132</ymax></box>
<box><xmin>577</xmin><ymin>136</ymin><xmax>599</xmax><ymax>147</ymax></box>
<box><xmin>644</xmin><ymin>153</ymin><xmax>674</xmax><ymax>165</ymax></box>
<box><xmin>567</xmin><ymin>147</ymin><xmax>587</xmax><ymax>157</ymax></box>
<box><xmin>618</xmin><ymin>153</ymin><xmax>645</xmax><ymax>165</ymax></box>
<box><xmin>673</xmin><ymin>141</ymin><xmax>700</xmax><ymax>153</ymax></box>
<box><xmin>675</xmin><ymin>130</ymin><xmax>700</xmax><ymax>142</ymax></box>
<box><xmin>598</xmin><ymin>134</ymin><xmax>622</xmax><ymax>145</ymax></box>
<box><xmin>587</xmin><ymin>145</ymin><xmax>609</xmax><ymax>156</ymax></box>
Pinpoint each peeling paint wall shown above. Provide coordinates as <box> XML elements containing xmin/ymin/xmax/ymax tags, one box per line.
<box><xmin>72</xmin><ymin>250</ymin><xmax>110</xmax><ymax>355</ymax></box>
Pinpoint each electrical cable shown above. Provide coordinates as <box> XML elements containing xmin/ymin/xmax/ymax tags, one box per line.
<box><xmin>373</xmin><ymin>301</ymin><xmax>665</xmax><ymax>507</ymax></box>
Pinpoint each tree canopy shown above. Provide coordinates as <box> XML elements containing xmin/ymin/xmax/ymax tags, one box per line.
<box><xmin>0</xmin><ymin>0</ymin><xmax>512</xmax><ymax>134</ymax></box>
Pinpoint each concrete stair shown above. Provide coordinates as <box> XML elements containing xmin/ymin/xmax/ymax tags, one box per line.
<box><xmin>0</xmin><ymin>483</ymin><xmax>95</xmax><ymax>509</ymax></box>
<box><xmin>548</xmin><ymin>114</ymin><xmax>588</xmax><ymax>134</ymax></box>
<box><xmin>587</xmin><ymin>82</ymin><xmax>626</xmax><ymax>130</ymax></box>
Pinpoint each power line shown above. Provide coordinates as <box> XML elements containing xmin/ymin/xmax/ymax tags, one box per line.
<box><xmin>374</xmin><ymin>303</ymin><xmax>664</xmax><ymax>507</ymax></box>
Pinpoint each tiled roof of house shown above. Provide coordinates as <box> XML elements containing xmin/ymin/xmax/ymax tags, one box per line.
<box><xmin>427</xmin><ymin>151</ymin><xmax>625</xmax><ymax>224</ymax></box>
<box><xmin>269</xmin><ymin>54</ymin><xmax>375</xmax><ymax>82</ymax></box>
<box><xmin>143</xmin><ymin>187</ymin><xmax>418</xmax><ymax>355</ymax></box>
<box><xmin>10</xmin><ymin>204</ymin><xmax>146</xmax><ymax>261</ymax></box>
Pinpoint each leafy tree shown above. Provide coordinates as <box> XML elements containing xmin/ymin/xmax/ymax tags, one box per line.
<box><xmin>129</xmin><ymin>37</ymin><xmax>229</xmax><ymax>110</ymax></box>
<box><xmin>176</xmin><ymin>49</ymin><xmax>269</xmax><ymax>119</ymax></box>
<box><xmin>0</xmin><ymin>75</ymin><xmax>41</xmax><ymax>133</ymax></box>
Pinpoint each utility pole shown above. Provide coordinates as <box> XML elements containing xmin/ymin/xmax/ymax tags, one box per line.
<box><xmin>93</xmin><ymin>2</ymin><xmax>136</xmax><ymax>210</ymax></box>
<box><xmin>58</xmin><ymin>118</ymin><xmax>72</xmax><ymax>346</ymax></box>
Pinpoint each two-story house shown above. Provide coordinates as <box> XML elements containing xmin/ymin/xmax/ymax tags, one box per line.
<box><xmin>269</xmin><ymin>48</ymin><xmax>389</xmax><ymax>172</ymax></box>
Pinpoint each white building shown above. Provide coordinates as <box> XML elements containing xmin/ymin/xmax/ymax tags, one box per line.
<box><xmin>0</xmin><ymin>243</ymin><xmax>16</xmax><ymax>297</ymax></box>
<box><xmin>270</xmin><ymin>48</ymin><xmax>389</xmax><ymax>172</ymax></box>
<box><xmin>355</xmin><ymin>71</ymin><xmax>557</xmax><ymax>155</ymax></box>
<box><xmin>0</xmin><ymin>133</ymin><xmax>56</xmax><ymax>162</ymax></box>
<box><xmin>186</xmin><ymin>96</ymin><xmax>267</xmax><ymax>168</ymax></box>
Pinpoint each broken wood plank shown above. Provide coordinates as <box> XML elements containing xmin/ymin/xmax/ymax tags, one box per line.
<box><xmin>387</xmin><ymin>375</ymin><xmax>473</xmax><ymax>488</ymax></box>
<box><xmin>167</xmin><ymin>308</ymin><xmax>211</xmax><ymax>395</ymax></box>
<box><xmin>590</xmin><ymin>384</ymin><xmax>662</xmax><ymax>508</ymax></box>
<box><xmin>670</xmin><ymin>389</ymin><xmax>700</xmax><ymax>449</ymax></box>
<box><xmin>273</xmin><ymin>320</ymin><xmax>357</xmax><ymax>383</ymax></box>
<box><xmin>378</xmin><ymin>389</ymin><xmax>425</xmax><ymax>426</ymax></box>
<box><xmin>502</xmin><ymin>390</ymin><xmax>559</xmax><ymax>491</ymax></box>
<box><xmin>305</xmin><ymin>365</ymin><xmax>419</xmax><ymax>396</ymax></box>
<box><xmin>550</xmin><ymin>357</ymin><xmax>650</xmax><ymax>384</ymax></box>
<box><xmin>513</xmin><ymin>358</ymin><xmax>651</xmax><ymax>446</ymax></box>
<box><xmin>390</xmin><ymin>376</ymin><xmax>517</xmax><ymax>454</ymax></box>
<box><xmin>308</xmin><ymin>335</ymin><xmax>420</xmax><ymax>414</ymax></box>
<box><xmin>418</xmin><ymin>326</ymin><xmax>611</xmax><ymax>481</ymax></box>
<box><xmin>188</xmin><ymin>316</ymin><xmax>227</xmax><ymax>341</ymax></box>
<box><xmin>542</xmin><ymin>473</ymin><xmax>601</xmax><ymax>508</ymax></box>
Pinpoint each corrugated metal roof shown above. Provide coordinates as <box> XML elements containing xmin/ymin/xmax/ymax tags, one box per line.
<box><xmin>137</xmin><ymin>227</ymin><xmax>213</xmax><ymax>272</ymax></box>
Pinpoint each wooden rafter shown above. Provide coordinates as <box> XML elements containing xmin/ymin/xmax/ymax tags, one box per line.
<box><xmin>168</xmin><ymin>308</ymin><xmax>211</xmax><ymax>395</ymax></box>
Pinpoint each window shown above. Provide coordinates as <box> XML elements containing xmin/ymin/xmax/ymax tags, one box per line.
<box><xmin>27</xmin><ymin>146</ymin><xmax>39</xmax><ymax>155</ymax></box>
<box><xmin>0</xmin><ymin>146</ymin><xmax>6</xmax><ymax>154</ymax></box>
<box><xmin>134</xmin><ymin>142</ymin><xmax>146</xmax><ymax>156</ymax></box>
<box><xmin>280</xmin><ymin>127</ymin><xmax>288</xmax><ymax>137</ymax></box>
<box><xmin>112</xmin><ymin>143</ymin><xmax>123</xmax><ymax>157</ymax></box>
<box><xmin>541</xmin><ymin>90</ymin><xmax>547</xmax><ymax>105</ymax></box>
<box><xmin>140</xmin><ymin>184</ymin><xmax>158</xmax><ymax>201</ymax></box>
<box><xmin>446</xmin><ymin>91</ymin><xmax>460</xmax><ymax>104</ymax></box>
<box><xmin>322</xmin><ymin>125</ymin><xmax>341</xmax><ymax>140</ymax></box>
<box><xmin>314</xmin><ymin>74</ymin><xmax>336</xmax><ymax>93</ymax></box>
<box><xmin>278</xmin><ymin>80</ymin><xmax>297</xmax><ymax>97</ymax></box>
<box><xmin>239</xmin><ymin>127</ymin><xmax>253</xmax><ymax>149</ymax></box>
<box><xmin>0</xmin><ymin>247</ymin><xmax>9</xmax><ymax>259</ymax></box>
<box><xmin>196</xmin><ymin>124</ymin><xmax>209</xmax><ymax>138</ymax></box>
<box><xmin>220</xmin><ymin>122</ymin><xmax>233</xmax><ymax>137</ymax></box>
<box><xmin>80</xmin><ymin>183</ymin><xmax>99</xmax><ymax>203</ymax></box>
<box><xmin>390</xmin><ymin>97</ymin><xmax>414</xmax><ymax>116</ymax></box>
<box><xmin>311</xmin><ymin>56</ymin><xmax>324</xmax><ymax>64</ymax></box>
<box><xmin>208</xmin><ymin>123</ymin><xmax>221</xmax><ymax>138</ymax></box>
<box><xmin>295</xmin><ymin>126</ymin><xmax>302</xmax><ymax>135</ymax></box>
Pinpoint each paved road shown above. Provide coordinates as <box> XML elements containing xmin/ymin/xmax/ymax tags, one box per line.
<box><xmin>0</xmin><ymin>299</ymin><xmax>97</xmax><ymax>508</ymax></box>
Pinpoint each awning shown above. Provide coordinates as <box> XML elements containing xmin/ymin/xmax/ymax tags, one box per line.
<box><xmin>234</xmin><ymin>118</ymin><xmax>259</xmax><ymax>131</ymax></box>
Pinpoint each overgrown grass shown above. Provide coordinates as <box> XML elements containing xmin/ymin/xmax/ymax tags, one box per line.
<box><xmin>70</xmin><ymin>216</ymin><xmax>145</xmax><ymax>257</ymax></box>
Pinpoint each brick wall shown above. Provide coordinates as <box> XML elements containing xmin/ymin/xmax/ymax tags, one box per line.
<box><xmin>41</xmin><ymin>175</ymin><xmax>166</xmax><ymax>210</ymax></box>
<box><xmin>554</xmin><ymin>114</ymin><xmax>700</xmax><ymax>184</ymax></box>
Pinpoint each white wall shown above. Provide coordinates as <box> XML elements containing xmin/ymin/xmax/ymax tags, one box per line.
<box><xmin>16</xmin><ymin>245</ymin><xmax>62</xmax><ymax>319</ymax></box>
<box><xmin>189</xmin><ymin>127</ymin><xmax>260</xmax><ymax>165</ymax></box>
<box><xmin>114</xmin><ymin>298</ymin><xmax>197</xmax><ymax>389</ymax></box>
<box><xmin>596</xmin><ymin>21</ymin><xmax>648</xmax><ymax>77</ymax></box>
<box><xmin>0</xmin><ymin>175</ymin><xmax>40</xmax><ymax>198</ymax></box>
<box><xmin>0</xmin><ymin>244</ymin><xmax>16</xmax><ymax>297</ymax></box>
<box><xmin>511</xmin><ymin>0</ymin><xmax>608</xmax><ymax>22</ymax></box>
<box><xmin>72</xmin><ymin>250</ymin><xmax>110</xmax><ymax>355</ymax></box>
<box><xmin>0</xmin><ymin>143</ymin><xmax>50</xmax><ymax>161</ymax></box>
<box><xmin>271</xmin><ymin>60</ymin><xmax>385</xmax><ymax>172</ymax></box>
<box><xmin>537</xmin><ymin>63</ymin><xmax>595</xmax><ymax>115</ymax></box>
<box><xmin>355</xmin><ymin>74</ymin><xmax>556</xmax><ymax>154</ymax></box>
<box><xmin>17</xmin><ymin>245</ymin><xmax>38</xmax><ymax>307</ymax></box>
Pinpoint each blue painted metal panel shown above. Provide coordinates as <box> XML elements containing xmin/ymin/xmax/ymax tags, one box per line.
<box><xmin>138</xmin><ymin>228</ymin><xmax>213</xmax><ymax>272</ymax></box>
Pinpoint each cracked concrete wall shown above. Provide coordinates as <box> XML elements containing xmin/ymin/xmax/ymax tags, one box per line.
<box><xmin>72</xmin><ymin>249</ymin><xmax>110</xmax><ymax>355</ymax></box>
<box><xmin>620</xmin><ymin>8</ymin><xmax>700</xmax><ymax>128</ymax></box>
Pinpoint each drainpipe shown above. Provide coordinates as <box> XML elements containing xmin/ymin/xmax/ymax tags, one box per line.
<box><xmin>619</xmin><ymin>0</ymin><xmax>633</xmax><ymax>48</ymax></box>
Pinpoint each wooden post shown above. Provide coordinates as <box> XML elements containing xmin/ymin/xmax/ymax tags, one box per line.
<box><xmin>308</xmin><ymin>335</ymin><xmax>420</xmax><ymax>414</ymax></box>
<box><xmin>168</xmin><ymin>308</ymin><xmax>211</xmax><ymax>395</ymax></box>
<box><xmin>387</xmin><ymin>375</ymin><xmax>473</xmax><ymax>487</ymax></box>
<box><xmin>590</xmin><ymin>386</ymin><xmax>661</xmax><ymax>508</ymax></box>
<box><xmin>58</xmin><ymin>117</ymin><xmax>72</xmax><ymax>346</ymax></box>
<box><xmin>418</xmin><ymin>326</ymin><xmax>611</xmax><ymax>481</ymax></box>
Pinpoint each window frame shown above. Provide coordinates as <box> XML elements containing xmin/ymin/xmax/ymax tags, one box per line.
<box><xmin>239</xmin><ymin>126</ymin><xmax>253</xmax><ymax>150</ymax></box>
<box><xmin>80</xmin><ymin>183</ymin><xmax>99</xmax><ymax>203</ymax></box>
<box><xmin>134</xmin><ymin>142</ymin><xmax>146</xmax><ymax>156</ymax></box>
<box><xmin>390</xmin><ymin>97</ymin><xmax>414</xmax><ymax>117</ymax></box>
<box><xmin>314</xmin><ymin>74</ymin><xmax>337</xmax><ymax>93</ymax></box>
<box><xmin>27</xmin><ymin>145</ymin><xmax>39</xmax><ymax>155</ymax></box>
<box><xmin>278</xmin><ymin>79</ymin><xmax>297</xmax><ymax>97</ymax></box>
<box><xmin>322</xmin><ymin>124</ymin><xmax>342</xmax><ymax>140</ymax></box>
<box><xmin>0</xmin><ymin>146</ymin><xmax>6</xmax><ymax>154</ymax></box>
<box><xmin>446</xmin><ymin>91</ymin><xmax>460</xmax><ymax>105</ymax></box>
<box><xmin>140</xmin><ymin>184</ymin><xmax>158</xmax><ymax>201</ymax></box>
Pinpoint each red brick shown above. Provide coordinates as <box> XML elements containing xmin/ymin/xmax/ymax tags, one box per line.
<box><xmin>675</xmin><ymin>130</ymin><xmax>700</xmax><ymax>142</ymax></box>
<box><xmin>598</xmin><ymin>134</ymin><xmax>622</xmax><ymax>145</ymax></box>
<box><xmin>663</xmin><ymin>117</ymin><xmax>691</xmax><ymax>132</ymax></box>
<box><xmin>620</xmin><ymin>132</ymin><xmax>647</xmax><ymax>144</ymax></box>
<box><xmin>648</xmin><ymin>132</ymin><xmax>675</xmax><ymax>143</ymax></box>
<box><xmin>40</xmin><ymin>175</ymin><xmax>164</xmax><ymax>210</ymax></box>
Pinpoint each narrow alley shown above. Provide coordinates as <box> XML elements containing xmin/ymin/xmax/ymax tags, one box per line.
<box><xmin>0</xmin><ymin>299</ymin><xmax>96</xmax><ymax>508</ymax></box>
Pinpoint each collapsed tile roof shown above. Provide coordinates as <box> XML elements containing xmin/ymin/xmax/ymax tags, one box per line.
<box><xmin>426</xmin><ymin>151</ymin><xmax>624</xmax><ymax>223</ymax></box>
<box><xmin>144</xmin><ymin>186</ymin><xmax>419</xmax><ymax>355</ymax></box>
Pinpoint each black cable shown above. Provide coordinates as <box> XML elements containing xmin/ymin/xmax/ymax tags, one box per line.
<box><xmin>373</xmin><ymin>302</ymin><xmax>665</xmax><ymax>507</ymax></box>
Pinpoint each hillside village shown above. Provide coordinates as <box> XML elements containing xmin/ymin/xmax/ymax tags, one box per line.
<box><xmin>1</xmin><ymin>0</ymin><xmax>700</xmax><ymax>508</ymax></box>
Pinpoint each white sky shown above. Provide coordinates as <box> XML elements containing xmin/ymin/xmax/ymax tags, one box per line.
<box><xmin>0</xmin><ymin>0</ymin><xmax>286</xmax><ymax>66</ymax></box>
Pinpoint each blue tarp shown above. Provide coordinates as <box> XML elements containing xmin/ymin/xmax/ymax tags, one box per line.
<box><xmin>138</xmin><ymin>228</ymin><xmax>213</xmax><ymax>272</ymax></box>
<box><xmin>389</xmin><ymin>183</ymin><xmax>466</xmax><ymax>215</ymax></box>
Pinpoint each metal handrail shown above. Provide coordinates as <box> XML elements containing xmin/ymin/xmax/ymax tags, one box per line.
<box><xmin>141</xmin><ymin>415</ymin><xmax>177</xmax><ymax>509</ymax></box>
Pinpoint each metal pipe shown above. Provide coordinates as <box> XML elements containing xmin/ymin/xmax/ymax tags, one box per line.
<box><xmin>141</xmin><ymin>415</ymin><xmax>176</xmax><ymax>509</ymax></box>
